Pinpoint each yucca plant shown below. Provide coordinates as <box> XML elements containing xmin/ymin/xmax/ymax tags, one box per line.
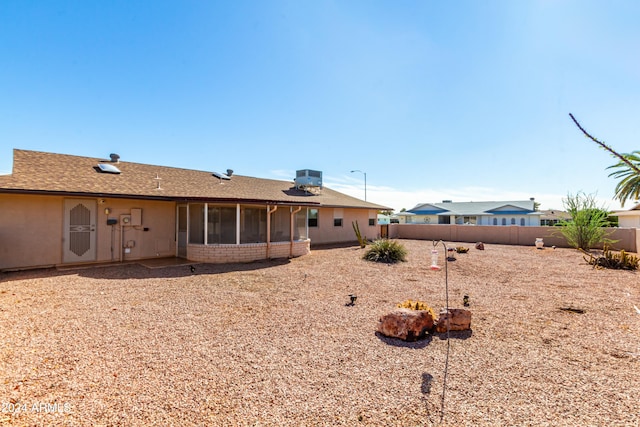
<box><xmin>363</xmin><ymin>239</ymin><xmax>407</xmax><ymax>263</ymax></box>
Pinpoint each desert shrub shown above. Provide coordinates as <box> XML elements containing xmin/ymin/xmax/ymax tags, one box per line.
<box><xmin>557</xmin><ymin>192</ymin><xmax>615</xmax><ymax>251</ymax></box>
<box><xmin>456</xmin><ymin>246</ymin><xmax>469</xmax><ymax>253</ymax></box>
<box><xmin>397</xmin><ymin>300</ymin><xmax>435</xmax><ymax>317</ymax></box>
<box><xmin>583</xmin><ymin>245</ymin><xmax>639</xmax><ymax>270</ymax></box>
<box><xmin>363</xmin><ymin>239</ymin><xmax>407</xmax><ymax>263</ymax></box>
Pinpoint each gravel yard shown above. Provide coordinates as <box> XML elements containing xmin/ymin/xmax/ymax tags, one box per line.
<box><xmin>1</xmin><ymin>240</ymin><xmax>639</xmax><ymax>426</ymax></box>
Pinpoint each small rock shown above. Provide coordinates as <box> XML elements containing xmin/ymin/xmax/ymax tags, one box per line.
<box><xmin>475</xmin><ymin>242</ymin><xmax>485</xmax><ymax>250</ymax></box>
<box><xmin>435</xmin><ymin>308</ymin><xmax>472</xmax><ymax>333</ymax></box>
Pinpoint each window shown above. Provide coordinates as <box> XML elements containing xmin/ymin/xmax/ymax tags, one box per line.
<box><xmin>240</xmin><ymin>206</ymin><xmax>266</xmax><ymax>243</ymax></box>
<box><xmin>369</xmin><ymin>218</ymin><xmax>375</xmax><ymax>226</ymax></box>
<box><xmin>207</xmin><ymin>205</ymin><xmax>236</xmax><ymax>244</ymax></box>
<box><xmin>308</xmin><ymin>209</ymin><xmax>318</xmax><ymax>227</ymax></box>
<box><xmin>270</xmin><ymin>208</ymin><xmax>291</xmax><ymax>242</ymax></box>
<box><xmin>511</xmin><ymin>218</ymin><xmax>516</xmax><ymax>225</ymax></box>
<box><xmin>189</xmin><ymin>204</ymin><xmax>205</xmax><ymax>244</ymax></box>
<box><xmin>493</xmin><ymin>218</ymin><xmax>498</xmax><ymax>226</ymax></box>
<box><xmin>333</xmin><ymin>208</ymin><xmax>343</xmax><ymax>227</ymax></box>
<box><xmin>438</xmin><ymin>216</ymin><xmax>451</xmax><ymax>224</ymax></box>
<box><xmin>334</xmin><ymin>218</ymin><xmax>343</xmax><ymax>227</ymax></box>
<box><xmin>501</xmin><ymin>218</ymin><xmax>507</xmax><ymax>226</ymax></box>
<box><xmin>520</xmin><ymin>218</ymin><xmax>525</xmax><ymax>226</ymax></box>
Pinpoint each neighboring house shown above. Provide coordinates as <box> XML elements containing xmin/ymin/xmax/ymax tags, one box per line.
<box><xmin>0</xmin><ymin>149</ymin><xmax>390</xmax><ymax>271</ymax></box>
<box><xmin>396</xmin><ymin>199</ymin><xmax>542</xmax><ymax>226</ymax></box>
<box><xmin>611</xmin><ymin>202</ymin><xmax>640</xmax><ymax>228</ymax></box>
<box><xmin>539</xmin><ymin>209</ymin><xmax>571</xmax><ymax>226</ymax></box>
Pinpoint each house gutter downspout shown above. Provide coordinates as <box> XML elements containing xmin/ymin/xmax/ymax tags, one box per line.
<box><xmin>290</xmin><ymin>206</ymin><xmax>302</xmax><ymax>257</ymax></box>
<box><xmin>266</xmin><ymin>205</ymin><xmax>278</xmax><ymax>258</ymax></box>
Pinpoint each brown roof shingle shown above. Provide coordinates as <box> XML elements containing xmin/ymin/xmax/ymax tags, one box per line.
<box><xmin>1</xmin><ymin>149</ymin><xmax>390</xmax><ymax>210</ymax></box>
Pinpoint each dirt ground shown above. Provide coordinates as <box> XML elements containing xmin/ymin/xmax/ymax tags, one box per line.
<box><xmin>1</xmin><ymin>240</ymin><xmax>639</xmax><ymax>426</ymax></box>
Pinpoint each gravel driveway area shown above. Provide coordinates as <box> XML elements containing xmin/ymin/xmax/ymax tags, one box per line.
<box><xmin>1</xmin><ymin>240</ymin><xmax>639</xmax><ymax>426</ymax></box>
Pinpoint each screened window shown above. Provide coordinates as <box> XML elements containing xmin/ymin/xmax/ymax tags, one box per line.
<box><xmin>511</xmin><ymin>218</ymin><xmax>516</xmax><ymax>225</ymax></box>
<box><xmin>493</xmin><ymin>218</ymin><xmax>498</xmax><ymax>225</ymax></box>
<box><xmin>270</xmin><ymin>208</ymin><xmax>291</xmax><ymax>242</ymax></box>
<box><xmin>520</xmin><ymin>218</ymin><xmax>525</xmax><ymax>226</ymax></box>
<box><xmin>334</xmin><ymin>218</ymin><xmax>343</xmax><ymax>227</ymax></box>
<box><xmin>189</xmin><ymin>204</ymin><xmax>205</xmax><ymax>244</ymax></box>
<box><xmin>241</xmin><ymin>206</ymin><xmax>266</xmax><ymax>243</ymax></box>
<box><xmin>369</xmin><ymin>218</ymin><xmax>375</xmax><ymax>226</ymax></box>
<box><xmin>501</xmin><ymin>218</ymin><xmax>507</xmax><ymax>226</ymax></box>
<box><xmin>207</xmin><ymin>206</ymin><xmax>236</xmax><ymax>244</ymax></box>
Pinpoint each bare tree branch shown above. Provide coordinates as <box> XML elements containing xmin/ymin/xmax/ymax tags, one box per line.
<box><xmin>569</xmin><ymin>113</ymin><xmax>640</xmax><ymax>175</ymax></box>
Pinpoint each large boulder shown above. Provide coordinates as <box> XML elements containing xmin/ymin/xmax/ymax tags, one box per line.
<box><xmin>435</xmin><ymin>308</ymin><xmax>472</xmax><ymax>333</ymax></box>
<box><xmin>377</xmin><ymin>308</ymin><xmax>435</xmax><ymax>341</ymax></box>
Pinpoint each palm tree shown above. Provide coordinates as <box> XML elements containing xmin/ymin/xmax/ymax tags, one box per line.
<box><xmin>570</xmin><ymin>114</ymin><xmax>640</xmax><ymax>207</ymax></box>
<box><xmin>607</xmin><ymin>151</ymin><xmax>640</xmax><ymax>207</ymax></box>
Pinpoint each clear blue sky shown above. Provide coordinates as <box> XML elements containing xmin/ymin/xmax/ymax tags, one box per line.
<box><xmin>2</xmin><ymin>1</ymin><xmax>639</xmax><ymax>212</ymax></box>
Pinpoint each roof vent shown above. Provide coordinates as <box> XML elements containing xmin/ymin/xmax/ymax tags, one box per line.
<box><xmin>226</xmin><ymin>169</ymin><xmax>234</xmax><ymax>177</ymax></box>
<box><xmin>110</xmin><ymin>153</ymin><xmax>120</xmax><ymax>163</ymax></box>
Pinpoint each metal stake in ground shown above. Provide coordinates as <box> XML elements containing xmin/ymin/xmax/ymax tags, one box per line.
<box><xmin>432</xmin><ymin>240</ymin><xmax>451</xmax><ymax>424</ymax></box>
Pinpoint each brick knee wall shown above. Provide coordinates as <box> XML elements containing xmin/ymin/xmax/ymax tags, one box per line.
<box><xmin>187</xmin><ymin>239</ymin><xmax>310</xmax><ymax>263</ymax></box>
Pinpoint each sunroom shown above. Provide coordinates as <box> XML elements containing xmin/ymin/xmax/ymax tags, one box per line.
<box><xmin>178</xmin><ymin>202</ymin><xmax>311</xmax><ymax>263</ymax></box>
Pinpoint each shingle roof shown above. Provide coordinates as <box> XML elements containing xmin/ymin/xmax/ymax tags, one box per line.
<box><xmin>0</xmin><ymin>149</ymin><xmax>390</xmax><ymax>210</ymax></box>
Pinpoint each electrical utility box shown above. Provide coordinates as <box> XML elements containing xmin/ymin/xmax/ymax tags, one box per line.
<box><xmin>131</xmin><ymin>208</ymin><xmax>142</xmax><ymax>226</ymax></box>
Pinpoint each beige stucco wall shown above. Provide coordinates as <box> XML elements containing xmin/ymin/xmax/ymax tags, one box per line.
<box><xmin>0</xmin><ymin>194</ymin><xmax>176</xmax><ymax>270</ymax></box>
<box><xmin>0</xmin><ymin>194</ymin><xmax>64</xmax><ymax>270</ymax></box>
<box><xmin>618</xmin><ymin>214</ymin><xmax>640</xmax><ymax>228</ymax></box>
<box><xmin>308</xmin><ymin>207</ymin><xmax>379</xmax><ymax>245</ymax></box>
<box><xmin>97</xmin><ymin>198</ymin><xmax>176</xmax><ymax>263</ymax></box>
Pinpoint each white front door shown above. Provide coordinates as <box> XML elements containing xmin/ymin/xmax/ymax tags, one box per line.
<box><xmin>63</xmin><ymin>199</ymin><xmax>97</xmax><ymax>263</ymax></box>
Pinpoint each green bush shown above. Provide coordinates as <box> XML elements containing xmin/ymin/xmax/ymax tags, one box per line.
<box><xmin>363</xmin><ymin>239</ymin><xmax>407</xmax><ymax>263</ymax></box>
<box><xmin>557</xmin><ymin>192</ymin><xmax>615</xmax><ymax>251</ymax></box>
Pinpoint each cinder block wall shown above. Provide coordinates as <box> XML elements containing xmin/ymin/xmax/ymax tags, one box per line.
<box><xmin>389</xmin><ymin>224</ymin><xmax>637</xmax><ymax>252</ymax></box>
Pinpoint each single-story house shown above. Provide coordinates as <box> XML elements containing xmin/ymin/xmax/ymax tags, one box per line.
<box><xmin>395</xmin><ymin>199</ymin><xmax>542</xmax><ymax>226</ymax></box>
<box><xmin>0</xmin><ymin>149</ymin><xmax>390</xmax><ymax>271</ymax></box>
<box><xmin>539</xmin><ymin>209</ymin><xmax>571</xmax><ymax>226</ymax></box>
<box><xmin>611</xmin><ymin>202</ymin><xmax>640</xmax><ymax>228</ymax></box>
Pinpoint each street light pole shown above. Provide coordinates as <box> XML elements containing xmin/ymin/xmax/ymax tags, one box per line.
<box><xmin>350</xmin><ymin>170</ymin><xmax>367</xmax><ymax>201</ymax></box>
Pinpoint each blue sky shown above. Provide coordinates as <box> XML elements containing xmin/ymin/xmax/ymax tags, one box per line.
<box><xmin>2</xmin><ymin>1</ymin><xmax>639</xmax><ymax>212</ymax></box>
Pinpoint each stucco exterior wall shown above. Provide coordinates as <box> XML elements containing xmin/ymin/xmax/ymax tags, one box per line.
<box><xmin>0</xmin><ymin>194</ymin><xmax>176</xmax><ymax>270</ymax></box>
<box><xmin>618</xmin><ymin>215</ymin><xmax>640</xmax><ymax>228</ymax></box>
<box><xmin>389</xmin><ymin>224</ymin><xmax>638</xmax><ymax>252</ymax></box>
<box><xmin>0</xmin><ymin>194</ymin><xmax>64</xmax><ymax>270</ymax></box>
<box><xmin>98</xmin><ymin>198</ymin><xmax>176</xmax><ymax>263</ymax></box>
<box><xmin>307</xmin><ymin>207</ymin><xmax>379</xmax><ymax>245</ymax></box>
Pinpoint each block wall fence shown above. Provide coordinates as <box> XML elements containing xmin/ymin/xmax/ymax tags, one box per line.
<box><xmin>388</xmin><ymin>224</ymin><xmax>639</xmax><ymax>253</ymax></box>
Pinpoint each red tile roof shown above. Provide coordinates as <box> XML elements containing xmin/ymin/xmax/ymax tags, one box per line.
<box><xmin>0</xmin><ymin>149</ymin><xmax>390</xmax><ymax>209</ymax></box>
